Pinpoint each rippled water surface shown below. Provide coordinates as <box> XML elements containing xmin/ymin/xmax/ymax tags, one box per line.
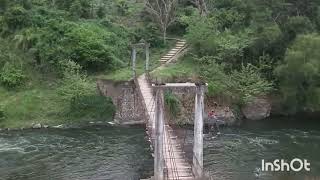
<box><xmin>1</xmin><ymin>118</ymin><xmax>320</xmax><ymax>180</ymax></box>
<box><xmin>0</xmin><ymin>126</ymin><xmax>153</xmax><ymax>180</ymax></box>
<box><xmin>204</xmin><ymin>118</ymin><xmax>320</xmax><ymax>180</ymax></box>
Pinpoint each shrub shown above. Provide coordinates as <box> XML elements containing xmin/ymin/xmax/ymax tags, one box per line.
<box><xmin>230</xmin><ymin>63</ymin><xmax>273</xmax><ymax>104</ymax></box>
<box><xmin>35</xmin><ymin>21</ymin><xmax>129</xmax><ymax>72</ymax></box>
<box><xmin>3</xmin><ymin>5</ymin><xmax>30</xmax><ymax>31</ymax></box>
<box><xmin>196</xmin><ymin>56</ymin><xmax>273</xmax><ymax>104</ymax></box>
<box><xmin>283</xmin><ymin>16</ymin><xmax>314</xmax><ymax>40</ymax></box>
<box><xmin>69</xmin><ymin>95</ymin><xmax>115</xmax><ymax>121</ymax></box>
<box><xmin>275</xmin><ymin>34</ymin><xmax>320</xmax><ymax>114</ymax></box>
<box><xmin>57</xmin><ymin>60</ymin><xmax>116</xmax><ymax>121</ymax></box>
<box><xmin>184</xmin><ymin>14</ymin><xmax>252</xmax><ymax>68</ymax></box>
<box><xmin>0</xmin><ymin>105</ymin><xmax>5</xmax><ymax>122</ymax></box>
<box><xmin>115</xmin><ymin>0</ymin><xmax>129</xmax><ymax>16</ymax></box>
<box><xmin>57</xmin><ymin>60</ymin><xmax>95</xmax><ymax>100</ymax></box>
<box><xmin>0</xmin><ymin>62</ymin><xmax>25</xmax><ymax>88</ymax></box>
<box><xmin>164</xmin><ymin>91</ymin><xmax>180</xmax><ymax>119</ymax></box>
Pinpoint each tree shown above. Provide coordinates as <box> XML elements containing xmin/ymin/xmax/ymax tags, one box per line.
<box><xmin>3</xmin><ymin>5</ymin><xmax>30</xmax><ymax>31</ymax></box>
<box><xmin>145</xmin><ymin>0</ymin><xmax>178</xmax><ymax>43</ymax></box>
<box><xmin>191</xmin><ymin>0</ymin><xmax>208</xmax><ymax>16</ymax></box>
<box><xmin>275</xmin><ymin>34</ymin><xmax>320</xmax><ymax>114</ymax></box>
<box><xmin>70</xmin><ymin>0</ymin><xmax>82</xmax><ymax>18</ymax></box>
<box><xmin>184</xmin><ymin>14</ymin><xmax>253</xmax><ymax>69</ymax></box>
<box><xmin>0</xmin><ymin>0</ymin><xmax>8</xmax><ymax>14</ymax></box>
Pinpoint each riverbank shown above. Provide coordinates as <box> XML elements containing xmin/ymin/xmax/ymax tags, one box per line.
<box><xmin>0</xmin><ymin>80</ymin><xmax>115</xmax><ymax>129</ymax></box>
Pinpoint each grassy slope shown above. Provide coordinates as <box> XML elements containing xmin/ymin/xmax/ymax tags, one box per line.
<box><xmin>0</xmin><ymin>51</ymin><xmax>101</xmax><ymax>128</ymax></box>
<box><xmin>0</xmin><ymin>42</ymin><xmax>177</xmax><ymax>129</ymax></box>
<box><xmin>0</xmin><ymin>1</ymin><xmax>179</xmax><ymax>128</ymax></box>
<box><xmin>150</xmin><ymin>55</ymin><xmax>200</xmax><ymax>83</ymax></box>
<box><xmin>0</xmin><ymin>78</ymin><xmax>101</xmax><ymax>129</ymax></box>
<box><xmin>0</xmin><ymin>86</ymin><xmax>68</xmax><ymax>128</ymax></box>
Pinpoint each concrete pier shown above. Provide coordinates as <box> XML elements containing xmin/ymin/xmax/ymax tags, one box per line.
<box><xmin>193</xmin><ymin>85</ymin><xmax>205</xmax><ymax>178</ymax></box>
<box><xmin>154</xmin><ymin>88</ymin><xmax>164</xmax><ymax>180</ymax></box>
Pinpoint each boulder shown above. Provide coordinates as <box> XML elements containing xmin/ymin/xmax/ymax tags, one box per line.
<box><xmin>32</xmin><ymin>123</ymin><xmax>42</xmax><ymax>129</ymax></box>
<box><xmin>241</xmin><ymin>96</ymin><xmax>271</xmax><ymax>120</ymax></box>
<box><xmin>52</xmin><ymin>124</ymin><xmax>64</xmax><ymax>129</ymax></box>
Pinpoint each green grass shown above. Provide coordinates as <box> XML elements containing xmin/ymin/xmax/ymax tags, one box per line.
<box><xmin>0</xmin><ymin>81</ymin><xmax>114</xmax><ymax>128</ymax></box>
<box><xmin>150</xmin><ymin>56</ymin><xmax>200</xmax><ymax>83</ymax></box>
<box><xmin>0</xmin><ymin>86</ymin><xmax>69</xmax><ymax>128</ymax></box>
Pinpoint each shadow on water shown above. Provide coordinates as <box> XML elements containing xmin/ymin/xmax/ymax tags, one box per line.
<box><xmin>0</xmin><ymin>125</ymin><xmax>153</xmax><ymax>180</ymax></box>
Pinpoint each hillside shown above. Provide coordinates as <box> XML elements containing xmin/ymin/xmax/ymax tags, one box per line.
<box><xmin>0</xmin><ymin>0</ymin><xmax>171</xmax><ymax>128</ymax></box>
<box><xmin>1</xmin><ymin>0</ymin><xmax>320</xmax><ymax>128</ymax></box>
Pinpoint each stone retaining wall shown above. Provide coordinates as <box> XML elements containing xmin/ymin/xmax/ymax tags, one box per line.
<box><xmin>97</xmin><ymin>79</ymin><xmax>145</xmax><ymax>125</ymax></box>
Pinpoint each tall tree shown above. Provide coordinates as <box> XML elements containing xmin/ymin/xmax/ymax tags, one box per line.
<box><xmin>0</xmin><ymin>0</ymin><xmax>8</xmax><ymax>13</ymax></box>
<box><xmin>145</xmin><ymin>0</ymin><xmax>178</xmax><ymax>43</ymax></box>
<box><xmin>192</xmin><ymin>0</ymin><xmax>208</xmax><ymax>16</ymax></box>
<box><xmin>275</xmin><ymin>34</ymin><xmax>320</xmax><ymax>114</ymax></box>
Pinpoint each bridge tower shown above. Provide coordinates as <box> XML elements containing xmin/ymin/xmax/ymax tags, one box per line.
<box><xmin>153</xmin><ymin>83</ymin><xmax>207</xmax><ymax>180</ymax></box>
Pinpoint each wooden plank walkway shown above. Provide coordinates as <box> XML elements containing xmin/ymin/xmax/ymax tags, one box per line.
<box><xmin>137</xmin><ymin>39</ymin><xmax>194</xmax><ymax>180</ymax></box>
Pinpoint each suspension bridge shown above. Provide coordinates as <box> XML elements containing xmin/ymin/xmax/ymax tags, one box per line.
<box><xmin>130</xmin><ymin>40</ymin><xmax>208</xmax><ymax>180</ymax></box>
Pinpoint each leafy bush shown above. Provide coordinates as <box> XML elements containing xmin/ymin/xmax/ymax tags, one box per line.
<box><xmin>230</xmin><ymin>64</ymin><xmax>273</xmax><ymax>103</ymax></box>
<box><xmin>184</xmin><ymin>14</ymin><xmax>252</xmax><ymax>68</ymax></box>
<box><xmin>57</xmin><ymin>60</ymin><xmax>95</xmax><ymax>100</ymax></box>
<box><xmin>69</xmin><ymin>0</ymin><xmax>92</xmax><ymax>19</ymax></box>
<box><xmin>69</xmin><ymin>95</ymin><xmax>115</xmax><ymax>121</ymax></box>
<box><xmin>64</xmin><ymin>23</ymin><xmax>126</xmax><ymax>70</ymax></box>
<box><xmin>3</xmin><ymin>5</ymin><xmax>30</xmax><ymax>31</ymax></box>
<box><xmin>0</xmin><ymin>62</ymin><xmax>25</xmax><ymax>88</ymax></box>
<box><xmin>0</xmin><ymin>105</ymin><xmax>5</xmax><ymax>122</ymax></box>
<box><xmin>275</xmin><ymin>34</ymin><xmax>320</xmax><ymax>114</ymax></box>
<box><xmin>133</xmin><ymin>23</ymin><xmax>164</xmax><ymax>47</ymax></box>
<box><xmin>34</xmin><ymin>21</ymin><xmax>129</xmax><ymax>72</ymax></box>
<box><xmin>115</xmin><ymin>0</ymin><xmax>129</xmax><ymax>16</ymax></box>
<box><xmin>197</xmin><ymin>56</ymin><xmax>231</xmax><ymax>96</ymax></box>
<box><xmin>164</xmin><ymin>91</ymin><xmax>180</xmax><ymax>119</ymax></box>
<box><xmin>197</xmin><ymin>56</ymin><xmax>272</xmax><ymax>104</ymax></box>
<box><xmin>283</xmin><ymin>16</ymin><xmax>315</xmax><ymax>40</ymax></box>
<box><xmin>96</xmin><ymin>6</ymin><xmax>106</xmax><ymax>18</ymax></box>
<box><xmin>58</xmin><ymin>60</ymin><xmax>116</xmax><ymax>121</ymax></box>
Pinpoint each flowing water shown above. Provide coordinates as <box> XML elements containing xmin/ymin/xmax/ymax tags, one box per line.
<box><xmin>0</xmin><ymin>118</ymin><xmax>320</xmax><ymax>180</ymax></box>
<box><xmin>203</xmin><ymin>118</ymin><xmax>320</xmax><ymax>180</ymax></box>
<box><xmin>0</xmin><ymin>126</ymin><xmax>153</xmax><ymax>180</ymax></box>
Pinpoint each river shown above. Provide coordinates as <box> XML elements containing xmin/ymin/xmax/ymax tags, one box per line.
<box><xmin>203</xmin><ymin>118</ymin><xmax>320</xmax><ymax>180</ymax></box>
<box><xmin>0</xmin><ymin>118</ymin><xmax>319</xmax><ymax>180</ymax></box>
<box><xmin>0</xmin><ymin>126</ymin><xmax>153</xmax><ymax>180</ymax></box>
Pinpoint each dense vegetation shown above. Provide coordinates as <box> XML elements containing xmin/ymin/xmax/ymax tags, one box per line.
<box><xmin>0</xmin><ymin>0</ymin><xmax>320</xmax><ymax>127</ymax></box>
<box><xmin>152</xmin><ymin>0</ymin><xmax>320</xmax><ymax>115</ymax></box>
<box><xmin>0</xmin><ymin>0</ymin><xmax>167</xmax><ymax>128</ymax></box>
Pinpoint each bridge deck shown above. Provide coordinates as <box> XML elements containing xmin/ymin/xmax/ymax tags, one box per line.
<box><xmin>137</xmin><ymin>74</ymin><xmax>194</xmax><ymax>180</ymax></box>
